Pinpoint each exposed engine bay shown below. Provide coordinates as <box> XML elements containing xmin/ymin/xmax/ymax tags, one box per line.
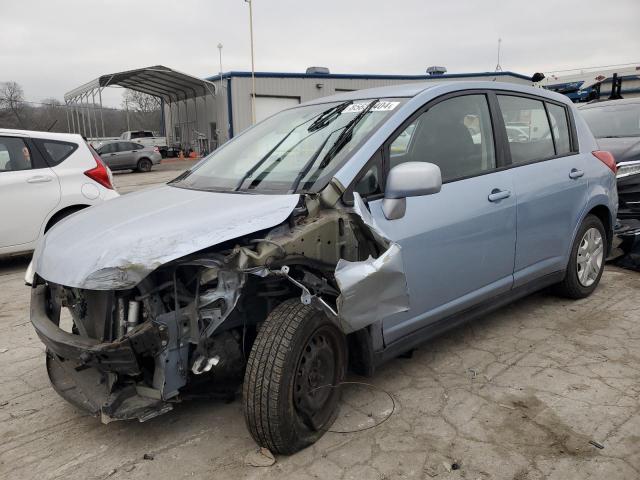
<box><xmin>29</xmin><ymin>191</ymin><xmax>409</xmax><ymax>423</ymax></box>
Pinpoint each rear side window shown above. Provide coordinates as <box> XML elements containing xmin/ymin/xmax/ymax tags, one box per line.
<box><xmin>33</xmin><ymin>139</ymin><xmax>78</xmax><ymax>166</ymax></box>
<box><xmin>115</xmin><ymin>142</ymin><xmax>131</xmax><ymax>152</ymax></box>
<box><xmin>498</xmin><ymin>95</ymin><xmax>555</xmax><ymax>164</ymax></box>
<box><xmin>0</xmin><ymin>136</ymin><xmax>33</xmax><ymax>171</ymax></box>
<box><xmin>546</xmin><ymin>103</ymin><xmax>572</xmax><ymax>155</ymax></box>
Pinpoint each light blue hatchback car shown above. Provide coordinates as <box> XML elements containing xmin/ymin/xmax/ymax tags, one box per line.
<box><xmin>29</xmin><ymin>81</ymin><xmax>617</xmax><ymax>453</ymax></box>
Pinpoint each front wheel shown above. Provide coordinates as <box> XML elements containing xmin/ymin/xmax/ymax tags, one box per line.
<box><xmin>555</xmin><ymin>214</ymin><xmax>607</xmax><ymax>299</ymax></box>
<box><xmin>243</xmin><ymin>299</ymin><xmax>347</xmax><ymax>454</ymax></box>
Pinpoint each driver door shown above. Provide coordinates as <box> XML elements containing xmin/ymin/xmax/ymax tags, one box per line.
<box><xmin>364</xmin><ymin>93</ymin><xmax>517</xmax><ymax>344</ymax></box>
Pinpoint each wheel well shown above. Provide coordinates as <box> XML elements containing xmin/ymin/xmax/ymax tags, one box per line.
<box><xmin>587</xmin><ymin>205</ymin><xmax>612</xmax><ymax>250</ymax></box>
<box><xmin>44</xmin><ymin>205</ymin><xmax>88</xmax><ymax>233</ymax></box>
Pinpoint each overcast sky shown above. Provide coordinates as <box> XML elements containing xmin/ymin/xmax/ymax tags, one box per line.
<box><xmin>2</xmin><ymin>0</ymin><xmax>639</xmax><ymax>106</ymax></box>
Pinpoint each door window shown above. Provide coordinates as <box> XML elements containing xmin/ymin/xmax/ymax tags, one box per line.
<box><xmin>546</xmin><ymin>103</ymin><xmax>572</xmax><ymax>155</ymax></box>
<box><xmin>389</xmin><ymin>95</ymin><xmax>496</xmax><ymax>182</ymax></box>
<box><xmin>0</xmin><ymin>136</ymin><xmax>33</xmax><ymax>172</ymax></box>
<box><xmin>497</xmin><ymin>95</ymin><xmax>555</xmax><ymax>164</ymax></box>
<box><xmin>99</xmin><ymin>143</ymin><xmax>116</xmax><ymax>154</ymax></box>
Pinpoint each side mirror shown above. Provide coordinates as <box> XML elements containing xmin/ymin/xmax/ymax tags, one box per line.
<box><xmin>382</xmin><ymin>162</ymin><xmax>442</xmax><ymax>220</ymax></box>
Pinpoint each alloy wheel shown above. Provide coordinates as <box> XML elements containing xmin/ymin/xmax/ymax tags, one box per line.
<box><xmin>576</xmin><ymin>227</ymin><xmax>604</xmax><ymax>287</ymax></box>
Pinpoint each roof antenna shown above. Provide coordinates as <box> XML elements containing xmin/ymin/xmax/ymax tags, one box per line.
<box><xmin>495</xmin><ymin>38</ymin><xmax>503</xmax><ymax>72</ymax></box>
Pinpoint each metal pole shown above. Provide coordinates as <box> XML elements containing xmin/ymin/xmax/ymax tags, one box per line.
<box><xmin>125</xmin><ymin>98</ymin><xmax>131</xmax><ymax>131</ymax></box>
<box><xmin>167</xmin><ymin>99</ymin><xmax>172</xmax><ymax>146</ymax></box>
<box><xmin>74</xmin><ymin>102</ymin><xmax>81</xmax><ymax>135</ymax></box>
<box><xmin>85</xmin><ymin>93</ymin><xmax>93</xmax><ymax>139</ymax></box>
<box><xmin>160</xmin><ymin>98</ymin><xmax>166</xmax><ymax>137</ymax></box>
<box><xmin>193</xmin><ymin>96</ymin><xmax>199</xmax><ymax>153</ymax></box>
<box><xmin>65</xmin><ymin>103</ymin><xmax>71</xmax><ymax>133</ymax></box>
<box><xmin>98</xmin><ymin>87</ymin><xmax>105</xmax><ymax>137</ymax></box>
<box><xmin>91</xmin><ymin>90</ymin><xmax>99</xmax><ymax>139</ymax></box>
<box><xmin>246</xmin><ymin>0</ymin><xmax>256</xmax><ymax>124</ymax></box>
<box><xmin>80</xmin><ymin>97</ymin><xmax>87</xmax><ymax>137</ymax></box>
<box><xmin>218</xmin><ymin>43</ymin><xmax>223</xmax><ymax>86</ymax></box>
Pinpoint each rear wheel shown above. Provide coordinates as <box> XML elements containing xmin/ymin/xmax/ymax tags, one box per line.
<box><xmin>555</xmin><ymin>214</ymin><xmax>606</xmax><ymax>298</ymax></box>
<box><xmin>243</xmin><ymin>299</ymin><xmax>347</xmax><ymax>454</ymax></box>
<box><xmin>136</xmin><ymin>158</ymin><xmax>152</xmax><ymax>172</ymax></box>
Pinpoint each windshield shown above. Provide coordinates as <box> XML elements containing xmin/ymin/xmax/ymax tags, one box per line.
<box><xmin>581</xmin><ymin>103</ymin><xmax>640</xmax><ymax>138</ymax></box>
<box><xmin>171</xmin><ymin>99</ymin><xmax>405</xmax><ymax>193</ymax></box>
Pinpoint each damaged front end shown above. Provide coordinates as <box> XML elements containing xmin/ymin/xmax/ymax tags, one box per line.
<box><xmin>30</xmin><ymin>192</ymin><xmax>409</xmax><ymax>423</ymax></box>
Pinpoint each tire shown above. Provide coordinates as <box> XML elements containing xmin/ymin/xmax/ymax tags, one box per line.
<box><xmin>555</xmin><ymin>214</ymin><xmax>607</xmax><ymax>299</ymax></box>
<box><xmin>136</xmin><ymin>158</ymin><xmax>152</xmax><ymax>172</ymax></box>
<box><xmin>243</xmin><ymin>299</ymin><xmax>347</xmax><ymax>454</ymax></box>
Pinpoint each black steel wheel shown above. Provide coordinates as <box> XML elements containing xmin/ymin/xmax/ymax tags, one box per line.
<box><xmin>243</xmin><ymin>298</ymin><xmax>347</xmax><ymax>454</ymax></box>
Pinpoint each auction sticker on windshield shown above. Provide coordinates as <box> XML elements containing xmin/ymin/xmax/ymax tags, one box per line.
<box><xmin>343</xmin><ymin>101</ymin><xmax>400</xmax><ymax>113</ymax></box>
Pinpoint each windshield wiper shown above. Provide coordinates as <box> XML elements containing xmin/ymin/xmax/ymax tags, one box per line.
<box><xmin>246</xmin><ymin>128</ymin><xmax>331</xmax><ymax>189</ymax></box>
<box><xmin>290</xmin><ymin>99</ymin><xmax>379</xmax><ymax>193</ymax></box>
<box><xmin>234</xmin><ymin>104</ymin><xmax>357</xmax><ymax>191</ymax></box>
<box><xmin>307</xmin><ymin>101</ymin><xmax>353</xmax><ymax>132</ymax></box>
<box><xmin>317</xmin><ymin>99</ymin><xmax>379</xmax><ymax>168</ymax></box>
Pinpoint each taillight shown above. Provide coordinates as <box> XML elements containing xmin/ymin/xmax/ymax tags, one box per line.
<box><xmin>86</xmin><ymin>146</ymin><xmax>114</xmax><ymax>189</ymax></box>
<box><xmin>592</xmin><ymin>151</ymin><xmax>617</xmax><ymax>175</ymax></box>
<box><xmin>153</xmin><ymin>146</ymin><xmax>160</xmax><ymax>153</ymax></box>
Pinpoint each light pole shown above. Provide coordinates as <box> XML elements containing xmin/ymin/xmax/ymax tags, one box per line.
<box><xmin>245</xmin><ymin>0</ymin><xmax>256</xmax><ymax>124</ymax></box>
<box><xmin>217</xmin><ymin>43</ymin><xmax>224</xmax><ymax>87</ymax></box>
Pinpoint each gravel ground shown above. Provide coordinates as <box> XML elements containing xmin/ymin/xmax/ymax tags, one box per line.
<box><xmin>1</xmin><ymin>163</ymin><xmax>638</xmax><ymax>479</ymax></box>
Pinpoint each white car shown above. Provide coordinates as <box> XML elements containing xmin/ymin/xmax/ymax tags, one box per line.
<box><xmin>0</xmin><ymin>129</ymin><xmax>119</xmax><ymax>257</ymax></box>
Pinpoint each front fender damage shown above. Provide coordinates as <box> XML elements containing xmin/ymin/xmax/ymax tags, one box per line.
<box><xmin>30</xmin><ymin>191</ymin><xmax>410</xmax><ymax>422</ymax></box>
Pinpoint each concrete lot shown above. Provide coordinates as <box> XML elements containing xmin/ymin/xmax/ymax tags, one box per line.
<box><xmin>1</xmin><ymin>162</ymin><xmax>639</xmax><ymax>480</ymax></box>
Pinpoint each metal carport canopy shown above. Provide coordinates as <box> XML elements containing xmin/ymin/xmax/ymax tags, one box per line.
<box><xmin>64</xmin><ymin>65</ymin><xmax>216</xmax><ymax>103</ymax></box>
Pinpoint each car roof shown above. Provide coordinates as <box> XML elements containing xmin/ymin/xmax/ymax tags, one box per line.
<box><xmin>578</xmin><ymin>97</ymin><xmax>640</xmax><ymax>109</ymax></box>
<box><xmin>0</xmin><ymin>128</ymin><xmax>85</xmax><ymax>142</ymax></box>
<box><xmin>300</xmin><ymin>81</ymin><xmax>569</xmax><ymax>106</ymax></box>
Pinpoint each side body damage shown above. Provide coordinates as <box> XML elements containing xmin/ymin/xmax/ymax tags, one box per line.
<box><xmin>30</xmin><ymin>192</ymin><xmax>409</xmax><ymax>422</ymax></box>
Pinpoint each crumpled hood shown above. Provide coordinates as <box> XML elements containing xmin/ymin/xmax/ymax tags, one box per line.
<box><xmin>33</xmin><ymin>185</ymin><xmax>299</xmax><ymax>290</ymax></box>
<box><xmin>596</xmin><ymin>137</ymin><xmax>640</xmax><ymax>163</ymax></box>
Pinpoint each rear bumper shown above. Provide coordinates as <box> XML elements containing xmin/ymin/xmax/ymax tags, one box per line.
<box><xmin>30</xmin><ymin>285</ymin><xmax>173</xmax><ymax>422</ymax></box>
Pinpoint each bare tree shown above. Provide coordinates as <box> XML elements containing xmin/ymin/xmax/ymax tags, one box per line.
<box><xmin>121</xmin><ymin>89</ymin><xmax>162</xmax><ymax>132</ymax></box>
<box><xmin>122</xmin><ymin>89</ymin><xmax>161</xmax><ymax>113</ymax></box>
<box><xmin>0</xmin><ymin>81</ymin><xmax>26</xmax><ymax>128</ymax></box>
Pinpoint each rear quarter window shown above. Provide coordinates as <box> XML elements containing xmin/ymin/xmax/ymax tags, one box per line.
<box><xmin>33</xmin><ymin>139</ymin><xmax>78</xmax><ymax>166</ymax></box>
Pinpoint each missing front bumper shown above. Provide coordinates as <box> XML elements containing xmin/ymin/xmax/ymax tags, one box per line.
<box><xmin>30</xmin><ymin>284</ymin><xmax>176</xmax><ymax>422</ymax></box>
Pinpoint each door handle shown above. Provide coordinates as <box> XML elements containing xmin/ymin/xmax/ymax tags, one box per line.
<box><xmin>569</xmin><ymin>168</ymin><xmax>584</xmax><ymax>179</ymax></box>
<box><xmin>109</xmin><ymin>153</ymin><xmax>117</xmax><ymax>156</ymax></box>
<box><xmin>488</xmin><ymin>189</ymin><xmax>511</xmax><ymax>202</ymax></box>
<box><xmin>26</xmin><ymin>175</ymin><xmax>53</xmax><ymax>184</ymax></box>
